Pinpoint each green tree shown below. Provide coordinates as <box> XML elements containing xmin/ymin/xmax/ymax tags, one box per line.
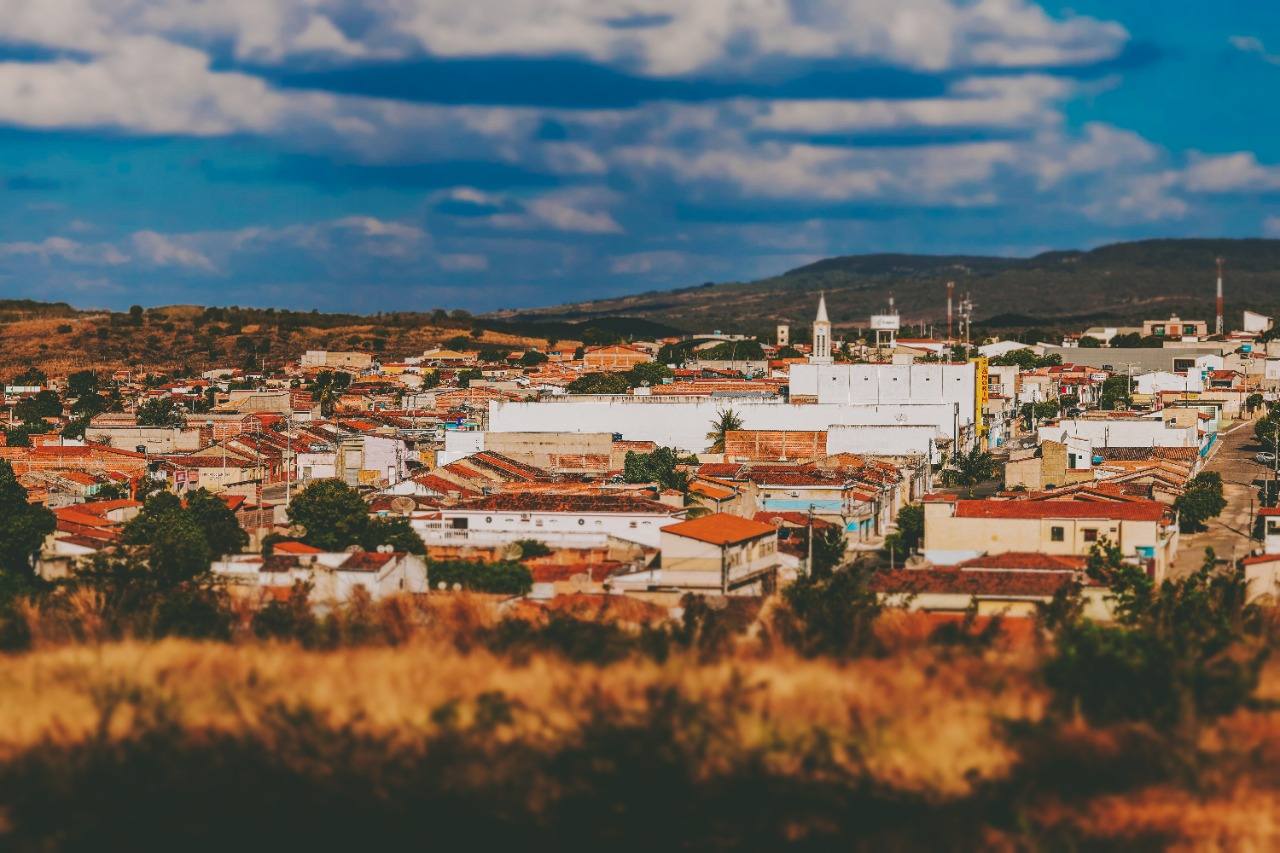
<box><xmin>775</xmin><ymin>345</ymin><xmax>802</xmax><ymax>359</ymax></box>
<box><xmin>775</xmin><ymin>565</ymin><xmax>883</xmax><ymax>658</ymax></box>
<box><xmin>457</xmin><ymin>367</ymin><xmax>485</xmax><ymax>388</ymax></box>
<box><xmin>941</xmin><ymin>448</ymin><xmax>998</xmax><ymax>496</ymax></box>
<box><xmin>429</xmin><ymin>559</ymin><xmax>533</xmax><ymax>595</ymax></box>
<box><xmin>519</xmin><ymin>350</ymin><xmax>548</xmax><ymax>367</ymax></box>
<box><xmin>122</xmin><ymin>493</ymin><xmax>213</xmax><ymax>585</ymax></box>
<box><xmin>626</xmin><ymin>362</ymin><xmax>673</xmax><ymax>387</ymax></box>
<box><xmin>566</xmin><ymin>372</ymin><xmax>630</xmax><ymax>394</ymax></box>
<box><xmin>66</xmin><ymin>370</ymin><xmax>99</xmax><ymax>399</ymax></box>
<box><xmin>1077</xmin><ymin>335</ymin><xmax>1103</xmax><ymax>348</ymax></box>
<box><xmin>363</xmin><ymin>516</ymin><xmax>426</xmax><ymax>554</ymax></box>
<box><xmin>893</xmin><ymin>504</ymin><xmax>924</xmax><ymax>553</ymax></box>
<box><xmin>809</xmin><ymin>525</ymin><xmax>848</xmax><ymax>578</ymax></box>
<box><xmin>288</xmin><ymin>479</ymin><xmax>372</xmax><ymax>552</ymax></box>
<box><xmin>1099</xmin><ymin>375</ymin><xmax>1132</xmax><ymax>410</ymax></box>
<box><xmin>622</xmin><ymin>447</ymin><xmax>689</xmax><ymax>491</ymax></box>
<box><xmin>1174</xmin><ymin>472</ymin><xmax>1227</xmax><ymax>533</ymax></box>
<box><xmin>1246</xmin><ymin>392</ymin><xmax>1265</xmax><ymax>414</ymax></box>
<box><xmin>14</xmin><ymin>389</ymin><xmax>62</xmax><ymax>423</ymax></box>
<box><xmin>136</xmin><ymin>396</ymin><xmax>186</xmax><ymax>427</ymax></box>
<box><xmin>1042</xmin><ymin>544</ymin><xmax>1265</xmax><ymax>734</ymax></box>
<box><xmin>0</xmin><ymin>460</ymin><xmax>56</xmax><ymax>579</ymax></box>
<box><xmin>185</xmin><ymin>488</ymin><xmax>249</xmax><ymax>557</ymax></box>
<box><xmin>128</xmin><ymin>304</ymin><xmax>144</xmax><ymax>326</ymax></box>
<box><xmin>705</xmin><ymin>407</ymin><xmax>744</xmax><ymax>453</ymax></box>
<box><xmin>9</xmin><ymin>367</ymin><xmax>46</xmax><ymax>386</ymax></box>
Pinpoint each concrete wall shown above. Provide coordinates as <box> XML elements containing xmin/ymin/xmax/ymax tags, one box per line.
<box><xmin>789</xmin><ymin>363</ymin><xmax>976</xmax><ymax>410</ymax></box>
<box><xmin>1039</xmin><ymin>418</ymin><xmax>1198</xmax><ymax>449</ymax></box>
<box><xmin>438</xmin><ymin>507</ymin><xmax>679</xmax><ymax>547</ymax></box>
<box><xmin>826</xmin><ymin>424</ymin><xmax>940</xmax><ymax>460</ymax></box>
<box><xmin>489</xmin><ymin>397</ymin><xmax>973</xmax><ymax>454</ymax></box>
<box><xmin>84</xmin><ymin>425</ymin><xmax>201</xmax><ymax>454</ymax></box>
<box><xmin>1042</xmin><ymin>346</ymin><xmax>1225</xmax><ymax>373</ymax></box>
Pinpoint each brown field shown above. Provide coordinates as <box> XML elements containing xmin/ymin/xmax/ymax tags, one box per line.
<box><xmin>0</xmin><ymin>308</ymin><xmax>562</xmax><ymax>378</ymax></box>
<box><xmin>1</xmin><ymin>597</ymin><xmax>1279</xmax><ymax>850</ymax></box>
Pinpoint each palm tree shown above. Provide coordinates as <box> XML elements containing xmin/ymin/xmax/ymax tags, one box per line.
<box><xmin>942</xmin><ymin>448</ymin><xmax>998</xmax><ymax>496</ymax></box>
<box><xmin>706</xmin><ymin>407</ymin><xmax>744</xmax><ymax>453</ymax></box>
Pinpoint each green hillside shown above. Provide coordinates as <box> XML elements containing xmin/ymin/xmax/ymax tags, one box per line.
<box><xmin>498</xmin><ymin>239</ymin><xmax>1280</xmax><ymax>335</ymax></box>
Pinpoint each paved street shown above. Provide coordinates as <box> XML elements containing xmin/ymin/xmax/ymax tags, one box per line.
<box><xmin>1169</xmin><ymin>417</ymin><xmax>1267</xmax><ymax>576</ymax></box>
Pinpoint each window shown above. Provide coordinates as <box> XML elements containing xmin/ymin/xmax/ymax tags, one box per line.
<box><xmin>1153</xmin><ymin>325</ymin><xmax>1166</xmax><ymax>336</ymax></box>
<box><xmin>1050</xmin><ymin>526</ymin><xmax>1065</xmax><ymax>542</ymax></box>
<box><xmin>1083</xmin><ymin>528</ymin><xmax>1098</xmax><ymax>542</ymax></box>
<box><xmin>1184</xmin><ymin>324</ymin><xmax>1196</xmax><ymax>335</ymax></box>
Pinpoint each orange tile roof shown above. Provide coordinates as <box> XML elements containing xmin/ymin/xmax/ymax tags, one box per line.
<box><xmin>661</xmin><ymin>513</ymin><xmax>776</xmax><ymax>545</ymax></box>
<box><xmin>952</xmin><ymin>499</ymin><xmax>1167</xmax><ymax>522</ymax></box>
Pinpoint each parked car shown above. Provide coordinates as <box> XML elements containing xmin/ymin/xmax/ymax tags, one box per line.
<box><xmin>1256</xmin><ymin>452</ymin><xmax>1276</xmax><ymax>465</ymax></box>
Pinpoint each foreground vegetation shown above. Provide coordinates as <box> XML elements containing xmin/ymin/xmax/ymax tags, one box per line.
<box><xmin>0</xmin><ymin>544</ymin><xmax>1278</xmax><ymax>849</ymax></box>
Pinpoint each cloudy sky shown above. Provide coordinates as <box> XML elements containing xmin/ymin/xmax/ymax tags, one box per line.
<box><xmin>0</xmin><ymin>0</ymin><xmax>1277</xmax><ymax>312</ymax></box>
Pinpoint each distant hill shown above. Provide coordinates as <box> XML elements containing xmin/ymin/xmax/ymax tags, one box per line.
<box><xmin>494</xmin><ymin>239</ymin><xmax>1280</xmax><ymax>336</ymax></box>
<box><xmin>0</xmin><ymin>302</ymin><xmax>678</xmax><ymax>380</ymax></box>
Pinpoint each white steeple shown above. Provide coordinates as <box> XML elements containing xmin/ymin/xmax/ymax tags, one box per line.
<box><xmin>810</xmin><ymin>291</ymin><xmax>832</xmax><ymax>364</ymax></box>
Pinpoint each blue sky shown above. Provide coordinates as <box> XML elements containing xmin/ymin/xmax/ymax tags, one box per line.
<box><xmin>0</xmin><ymin>0</ymin><xmax>1277</xmax><ymax>312</ymax></box>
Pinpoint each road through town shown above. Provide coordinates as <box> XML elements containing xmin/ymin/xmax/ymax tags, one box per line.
<box><xmin>1170</xmin><ymin>417</ymin><xmax>1267</xmax><ymax>576</ymax></box>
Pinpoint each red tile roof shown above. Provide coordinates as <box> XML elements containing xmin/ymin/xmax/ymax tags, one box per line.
<box><xmin>453</xmin><ymin>493</ymin><xmax>676</xmax><ymax>515</ymax></box>
<box><xmin>953</xmin><ymin>552</ymin><xmax>1088</xmax><ymax>571</ymax></box>
<box><xmin>870</xmin><ymin>569</ymin><xmax>1076</xmax><ymax>596</ymax></box>
<box><xmin>661</xmin><ymin>513</ymin><xmax>777</xmax><ymax>545</ymax></box>
<box><xmin>951</xmin><ymin>499</ymin><xmax>1168</xmax><ymax>522</ymax></box>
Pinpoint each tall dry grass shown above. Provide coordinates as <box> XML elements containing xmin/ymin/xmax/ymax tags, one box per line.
<box><xmin>1</xmin><ymin>595</ymin><xmax>1280</xmax><ymax>849</ymax></box>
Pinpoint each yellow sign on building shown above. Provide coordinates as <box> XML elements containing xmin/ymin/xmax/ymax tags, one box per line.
<box><xmin>970</xmin><ymin>356</ymin><xmax>989</xmax><ymax>440</ymax></box>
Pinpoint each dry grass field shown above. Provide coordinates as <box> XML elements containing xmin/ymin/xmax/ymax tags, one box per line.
<box><xmin>0</xmin><ymin>596</ymin><xmax>1278</xmax><ymax>850</ymax></box>
<box><xmin>0</xmin><ymin>306</ymin><xmax>563</xmax><ymax>378</ymax></box>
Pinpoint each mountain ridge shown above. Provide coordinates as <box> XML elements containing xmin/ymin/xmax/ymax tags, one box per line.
<box><xmin>493</xmin><ymin>238</ymin><xmax>1280</xmax><ymax>334</ymax></box>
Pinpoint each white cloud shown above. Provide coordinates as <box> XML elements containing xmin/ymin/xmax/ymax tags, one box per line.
<box><xmin>486</xmin><ymin>190</ymin><xmax>624</xmax><ymax>233</ymax></box>
<box><xmin>1229</xmin><ymin>35</ymin><xmax>1280</xmax><ymax>65</ymax></box>
<box><xmin>0</xmin><ymin>0</ymin><xmax>1127</xmax><ymax>75</ymax></box>
<box><xmin>438</xmin><ymin>253</ymin><xmax>489</xmax><ymax>271</ymax></box>
<box><xmin>131</xmin><ymin>230</ymin><xmax>217</xmax><ymax>272</ymax></box>
<box><xmin>1265</xmin><ymin>216</ymin><xmax>1280</xmax><ymax>237</ymax></box>
<box><xmin>0</xmin><ymin>236</ymin><xmax>128</xmax><ymax>266</ymax></box>
<box><xmin>751</xmin><ymin>75</ymin><xmax>1075</xmax><ymax>133</ymax></box>
<box><xmin>1180</xmin><ymin>152</ymin><xmax>1280</xmax><ymax>192</ymax></box>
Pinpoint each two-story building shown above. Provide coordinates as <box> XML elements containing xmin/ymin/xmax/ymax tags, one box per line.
<box><xmin>923</xmin><ymin>496</ymin><xmax>1178</xmax><ymax>580</ymax></box>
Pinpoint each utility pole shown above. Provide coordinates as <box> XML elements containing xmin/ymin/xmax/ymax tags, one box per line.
<box><xmin>806</xmin><ymin>503</ymin><xmax>814</xmax><ymax>577</ymax></box>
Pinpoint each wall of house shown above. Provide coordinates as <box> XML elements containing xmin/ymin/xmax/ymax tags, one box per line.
<box><xmin>84</xmin><ymin>425</ymin><xmax>201</xmax><ymax>454</ymax></box>
<box><xmin>658</xmin><ymin>531</ymin><xmax>778</xmax><ymax>591</ymax></box>
<box><xmin>826</xmin><ymin>424</ymin><xmax>940</xmax><ymax>461</ymax></box>
<box><xmin>789</xmin><ymin>363</ymin><xmax>976</xmax><ymax>410</ymax></box>
<box><xmin>437</xmin><ymin>508</ymin><xmax>677</xmax><ymax>547</ymax></box>
<box><xmin>923</xmin><ymin>503</ymin><xmax>1174</xmax><ymax>576</ymax></box>
<box><xmin>490</xmin><ymin>397</ymin><xmax>973</xmax><ymax>455</ymax></box>
<box><xmin>1039</xmin><ymin>419</ymin><xmax>1198</xmax><ymax>449</ymax></box>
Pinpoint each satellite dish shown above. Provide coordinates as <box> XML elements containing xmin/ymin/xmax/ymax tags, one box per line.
<box><xmin>344</xmin><ymin>544</ymin><xmax>365</xmax><ymax>554</ymax></box>
<box><xmin>569</xmin><ymin>572</ymin><xmax>592</xmax><ymax>592</ymax></box>
<box><xmin>501</xmin><ymin>542</ymin><xmax>524</xmax><ymax>561</ymax></box>
<box><xmin>390</xmin><ymin>496</ymin><xmax>416</xmax><ymax>516</ymax></box>
<box><xmin>287</xmin><ymin>523</ymin><xmax>307</xmax><ymax>538</ymax></box>
<box><xmin>904</xmin><ymin>555</ymin><xmax>933</xmax><ymax>571</ymax></box>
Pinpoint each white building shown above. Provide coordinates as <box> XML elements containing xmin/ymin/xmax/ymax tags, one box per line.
<box><xmin>810</xmin><ymin>293</ymin><xmax>832</xmax><ymax>364</ymax></box>
<box><xmin>1038</xmin><ymin>417</ymin><xmax>1199</xmax><ymax>449</ymax></box>
<box><xmin>1133</xmin><ymin>371</ymin><xmax>1205</xmax><ymax>396</ymax></box>
<box><xmin>431</xmin><ymin>493</ymin><xmax>683</xmax><ymax>548</ymax></box>
<box><xmin>212</xmin><ymin>549</ymin><xmax>428</xmax><ymax>605</ymax></box>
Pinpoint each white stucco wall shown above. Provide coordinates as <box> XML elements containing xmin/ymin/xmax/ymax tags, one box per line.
<box><xmin>489</xmin><ymin>397</ymin><xmax>973</xmax><ymax>454</ymax></box>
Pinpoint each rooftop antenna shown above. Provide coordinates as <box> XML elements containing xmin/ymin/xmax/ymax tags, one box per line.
<box><xmin>1215</xmin><ymin>257</ymin><xmax>1225</xmax><ymax>337</ymax></box>
<box><xmin>946</xmin><ymin>281</ymin><xmax>955</xmax><ymax>341</ymax></box>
